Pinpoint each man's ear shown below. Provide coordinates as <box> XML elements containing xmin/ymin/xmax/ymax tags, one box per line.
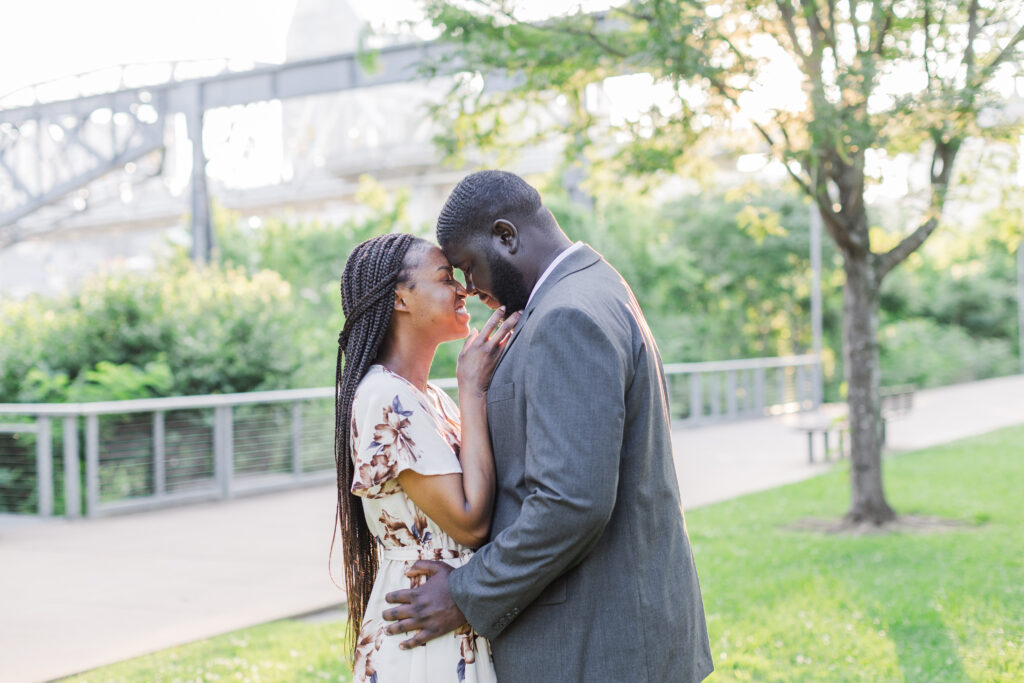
<box><xmin>492</xmin><ymin>219</ymin><xmax>519</xmax><ymax>255</ymax></box>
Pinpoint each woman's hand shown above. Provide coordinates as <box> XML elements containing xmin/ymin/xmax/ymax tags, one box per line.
<box><xmin>456</xmin><ymin>306</ymin><xmax>522</xmax><ymax>398</ymax></box>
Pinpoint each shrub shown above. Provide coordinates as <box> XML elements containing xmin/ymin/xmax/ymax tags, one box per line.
<box><xmin>0</xmin><ymin>264</ymin><xmax>303</xmax><ymax>403</ymax></box>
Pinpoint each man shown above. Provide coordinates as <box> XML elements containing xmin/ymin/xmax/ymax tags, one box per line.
<box><xmin>383</xmin><ymin>170</ymin><xmax>713</xmax><ymax>682</ymax></box>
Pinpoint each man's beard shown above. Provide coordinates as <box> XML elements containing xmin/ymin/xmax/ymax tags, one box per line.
<box><xmin>486</xmin><ymin>251</ymin><xmax>531</xmax><ymax>313</ymax></box>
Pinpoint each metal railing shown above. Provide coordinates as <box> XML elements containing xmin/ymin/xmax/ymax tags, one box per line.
<box><xmin>664</xmin><ymin>354</ymin><xmax>820</xmax><ymax>423</ymax></box>
<box><xmin>0</xmin><ymin>355</ymin><xmax>819</xmax><ymax>519</ymax></box>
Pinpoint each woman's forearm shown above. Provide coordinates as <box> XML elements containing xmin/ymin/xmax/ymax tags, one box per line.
<box><xmin>456</xmin><ymin>388</ymin><xmax>496</xmax><ymax>538</ymax></box>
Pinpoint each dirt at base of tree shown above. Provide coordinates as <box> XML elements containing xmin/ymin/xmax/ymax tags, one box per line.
<box><xmin>785</xmin><ymin>515</ymin><xmax>977</xmax><ymax>535</ymax></box>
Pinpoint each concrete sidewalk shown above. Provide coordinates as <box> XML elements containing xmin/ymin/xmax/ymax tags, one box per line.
<box><xmin>2</xmin><ymin>374</ymin><xmax>1022</xmax><ymax>682</ymax></box>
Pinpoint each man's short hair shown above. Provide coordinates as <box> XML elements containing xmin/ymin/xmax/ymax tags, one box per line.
<box><xmin>436</xmin><ymin>170</ymin><xmax>543</xmax><ymax>246</ymax></box>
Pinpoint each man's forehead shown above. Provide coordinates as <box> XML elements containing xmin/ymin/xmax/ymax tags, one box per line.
<box><xmin>441</xmin><ymin>238</ymin><xmax>485</xmax><ymax>267</ymax></box>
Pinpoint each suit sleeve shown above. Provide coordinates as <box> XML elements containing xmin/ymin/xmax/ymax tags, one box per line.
<box><xmin>448</xmin><ymin>306</ymin><xmax>629</xmax><ymax>639</ymax></box>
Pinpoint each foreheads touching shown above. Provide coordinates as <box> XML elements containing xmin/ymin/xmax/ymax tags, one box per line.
<box><xmin>435</xmin><ymin>171</ymin><xmax>553</xmax><ymax>311</ymax></box>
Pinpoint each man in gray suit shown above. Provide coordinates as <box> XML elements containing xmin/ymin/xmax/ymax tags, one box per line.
<box><xmin>383</xmin><ymin>171</ymin><xmax>713</xmax><ymax>682</ymax></box>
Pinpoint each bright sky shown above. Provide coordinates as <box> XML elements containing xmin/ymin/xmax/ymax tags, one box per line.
<box><xmin>7</xmin><ymin>0</ymin><xmax>998</xmax><ymax>204</ymax></box>
<box><xmin>0</xmin><ymin>0</ymin><xmax>617</xmax><ymax>96</ymax></box>
<box><xmin>0</xmin><ymin>0</ymin><xmax>295</xmax><ymax>95</ymax></box>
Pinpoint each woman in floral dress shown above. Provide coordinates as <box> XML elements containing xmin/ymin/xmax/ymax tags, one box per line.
<box><xmin>333</xmin><ymin>233</ymin><xmax>519</xmax><ymax>682</ymax></box>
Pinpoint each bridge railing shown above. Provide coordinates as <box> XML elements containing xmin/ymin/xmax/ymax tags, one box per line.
<box><xmin>0</xmin><ymin>355</ymin><xmax>819</xmax><ymax>519</ymax></box>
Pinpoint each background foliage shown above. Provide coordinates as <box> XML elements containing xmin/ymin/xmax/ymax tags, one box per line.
<box><xmin>0</xmin><ymin>181</ymin><xmax>1018</xmax><ymax>405</ymax></box>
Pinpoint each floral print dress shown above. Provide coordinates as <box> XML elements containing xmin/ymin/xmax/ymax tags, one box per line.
<box><xmin>349</xmin><ymin>364</ymin><xmax>496</xmax><ymax>683</ymax></box>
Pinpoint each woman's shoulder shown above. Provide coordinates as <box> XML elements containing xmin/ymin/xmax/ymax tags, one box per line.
<box><xmin>355</xmin><ymin>365</ymin><xmax>409</xmax><ymax>401</ymax></box>
<box><xmin>353</xmin><ymin>366</ymin><xmax>436</xmax><ymax>418</ymax></box>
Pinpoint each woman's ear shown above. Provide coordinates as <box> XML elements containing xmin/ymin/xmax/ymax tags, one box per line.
<box><xmin>393</xmin><ymin>288</ymin><xmax>410</xmax><ymax>313</ymax></box>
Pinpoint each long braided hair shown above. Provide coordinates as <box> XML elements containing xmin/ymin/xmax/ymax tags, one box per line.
<box><xmin>333</xmin><ymin>232</ymin><xmax>424</xmax><ymax>660</ymax></box>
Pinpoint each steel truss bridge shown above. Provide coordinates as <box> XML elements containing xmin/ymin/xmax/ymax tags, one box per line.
<box><xmin>0</xmin><ymin>41</ymin><xmax>466</xmax><ymax>260</ymax></box>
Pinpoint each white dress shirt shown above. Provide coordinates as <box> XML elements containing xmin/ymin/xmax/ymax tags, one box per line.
<box><xmin>526</xmin><ymin>241</ymin><xmax>584</xmax><ymax>308</ymax></box>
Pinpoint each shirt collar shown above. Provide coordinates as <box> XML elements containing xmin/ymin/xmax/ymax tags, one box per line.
<box><xmin>526</xmin><ymin>241</ymin><xmax>584</xmax><ymax>308</ymax></box>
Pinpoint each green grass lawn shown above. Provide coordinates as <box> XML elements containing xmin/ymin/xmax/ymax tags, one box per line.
<box><xmin>64</xmin><ymin>425</ymin><xmax>1024</xmax><ymax>682</ymax></box>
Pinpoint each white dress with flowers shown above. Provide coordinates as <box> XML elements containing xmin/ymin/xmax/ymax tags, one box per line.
<box><xmin>349</xmin><ymin>364</ymin><xmax>496</xmax><ymax>683</ymax></box>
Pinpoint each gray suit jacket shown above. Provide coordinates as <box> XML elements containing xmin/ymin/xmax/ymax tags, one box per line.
<box><xmin>449</xmin><ymin>245</ymin><xmax>713</xmax><ymax>682</ymax></box>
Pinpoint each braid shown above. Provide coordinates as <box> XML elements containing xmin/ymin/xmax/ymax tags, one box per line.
<box><xmin>332</xmin><ymin>232</ymin><xmax>422</xmax><ymax>664</ymax></box>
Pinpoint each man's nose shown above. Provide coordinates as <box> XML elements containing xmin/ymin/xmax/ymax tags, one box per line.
<box><xmin>463</xmin><ymin>273</ymin><xmax>477</xmax><ymax>296</ymax></box>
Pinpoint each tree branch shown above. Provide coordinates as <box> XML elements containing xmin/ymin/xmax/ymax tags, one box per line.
<box><xmin>876</xmin><ymin>216</ymin><xmax>939</xmax><ymax>281</ymax></box>
<box><xmin>798</xmin><ymin>0</ymin><xmax>828</xmax><ymax>58</ymax></box>
<box><xmin>923</xmin><ymin>1</ymin><xmax>934</xmax><ymax>90</ymax></box>
<box><xmin>963</xmin><ymin>0</ymin><xmax>981</xmax><ymax>84</ymax></box>
<box><xmin>848</xmin><ymin>0</ymin><xmax>867</xmax><ymax>54</ymax></box>
<box><xmin>876</xmin><ymin>138</ymin><xmax>960</xmax><ymax>280</ymax></box>
<box><xmin>703</xmin><ymin>74</ymin><xmax>814</xmax><ymax>197</ymax></box>
<box><xmin>814</xmin><ymin>190</ymin><xmax>862</xmax><ymax>256</ymax></box>
<box><xmin>776</xmin><ymin>1</ymin><xmax>813</xmax><ymax>72</ymax></box>
<box><xmin>610</xmin><ymin>6</ymin><xmax>654</xmax><ymax>22</ymax></box>
<box><xmin>975</xmin><ymin>23</ymin><xmax>1024</xmax><ymax>87</ymax></box>
<box><xmin>872</xmin><ymin>1</ymin><xmax>893</xmax><ymax>54</ymax></box>
<box><xmin>825</xmin><ymin>0</ymin><xmax>838</xmax><ymax>50</ymax></box>
<box><xmin>493</xmin><ymin>6</ymin><xmax>631</xmax><ymax>59</ymax></box>
<box><xmin>810</xmin><ymin>152</ymin><xmax>865</xmax><ymax>257</ymax></box>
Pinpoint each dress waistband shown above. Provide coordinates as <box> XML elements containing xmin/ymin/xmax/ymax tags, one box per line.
<box><xmin>380</xmin><ymin>546</ymin><xmax>474</xmax><ymax>562</ymax></box>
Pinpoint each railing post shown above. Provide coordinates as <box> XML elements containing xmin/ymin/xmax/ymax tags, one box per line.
<box><xmin>153</xmin><ymin>411</ymin><xmax>165</xmax><ymax>496</ymax></box>
<box><xmin>36</xmin><ymin>417</ymin><xmax>53</xmax><ymax>517</ymax></box>
<box><xmin>747</xmin><ymin>370</ymin><xmax>757</xmax><ymax>414</ymax></box>
<box><xmin>755</xmin><ymin>367</ymin><xmax>766</xmax><ymax>416</ymax></box>
<box><xmin>85</xmin><ymin>414</ymin><xmax>99</xmax><ymax>517</ymax></box>
<box><xmin>794</xmin><ymin>365</ymin><xmax>805</xmax><ymax>406</ymax></box>
<box><xmin>63</xmin><ymin>416</ymin><xmax>80</xmax><ymax>519</ymax></box>
<box><xmin>726</xmin><ymin>371</ymin><xmax>738</xmax><ymax>419</ymax></box>
<box><xmin>709</xmin><ymin>373</ymin><xmax>721</xmax><ymax>419</ymax></box>
<box><xmin>777</xmin><ymin>368</ymin><xmax>787</xmax><ymax>408</ymax></box>
<box><xmin>291</xmin><ymin>402</ymin><xmax>303</xmax><ymax>476</ymax></box>
<box><xmin>214</xmin><ymin>406</ymin><xmax>233</xmax><ymax>499</ymax></box>
<box><xmin>688</xmin><ymin>373</ymin><xmax>702</xmax><ymax>423</ymax></box>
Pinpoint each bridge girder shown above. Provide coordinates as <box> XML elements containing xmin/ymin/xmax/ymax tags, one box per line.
<box><xmin>0</xmin><ymin>41</ymin><xmax>458</xmax><ymax>258</ymax></box>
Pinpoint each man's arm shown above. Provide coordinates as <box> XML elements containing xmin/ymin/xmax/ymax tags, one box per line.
<box><xmin>455</xmin><ymin>306</ymin><xmax>629</xmax><ymax>637</ymax></box>
<box><xmin>383</xmin><ymin>306</ymin><xmax>629</xmax><ymax>644</ymax></box>
<box><xmin>383</xmin><ymin>306</ymin><xmax>628</xmax><ymax>643</ymax></box>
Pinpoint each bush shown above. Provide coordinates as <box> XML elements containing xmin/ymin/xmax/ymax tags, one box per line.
<box><xmin>880</xmin><ymin>318</ymin><xmax>1019</xmax><ymax>389</ymax></box>
<box><xmin>0</xmin><ymin>264</ymin><xmax>303</xmax><ymax>403</ymax></box>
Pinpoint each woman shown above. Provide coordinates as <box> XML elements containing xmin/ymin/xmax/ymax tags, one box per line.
<box><xmin>334</xmin><ymin>233</ymin><xmax>519</xmax><ymax>682</ymax></box>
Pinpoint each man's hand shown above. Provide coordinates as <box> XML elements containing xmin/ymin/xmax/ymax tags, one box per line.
<box><xmin>383</xmin><ymin>560</ymin><xmax>467</xmax><ymax>649</ymax></box>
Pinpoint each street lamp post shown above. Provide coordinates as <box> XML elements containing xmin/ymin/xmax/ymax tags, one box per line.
<box><xmin>1018</xmin><ymin>240</ymin><xmax>1024</xmax><ymax>374</ymax></box>
<box><xmin>810</xmin><ymin>205</ymin><xmax>824</xmax><ymax>406</ymax></box>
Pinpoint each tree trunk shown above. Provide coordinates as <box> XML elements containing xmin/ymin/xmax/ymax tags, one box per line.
<box><xmin>842</xmin><ymin>251</ymin><xmax>896</xmax><ymax>524</ymax></box>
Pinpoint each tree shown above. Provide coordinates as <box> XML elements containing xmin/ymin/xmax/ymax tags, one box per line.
<box><xmin>418</xmin><ymin>0</ymin><xmax>1024</xmax><ymax>524</ymax></box>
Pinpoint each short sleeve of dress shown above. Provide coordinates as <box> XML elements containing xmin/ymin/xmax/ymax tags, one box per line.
<box><xmin>350</xmin><ymin>371</ymin><xmax>462</xmax><ymax>499</ymax></box>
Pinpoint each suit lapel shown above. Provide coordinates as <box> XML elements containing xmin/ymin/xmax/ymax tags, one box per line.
<box><xmin>493</xmin><ymin>244</ymin><xmax>602</xmax><ymax>368</ymax></box>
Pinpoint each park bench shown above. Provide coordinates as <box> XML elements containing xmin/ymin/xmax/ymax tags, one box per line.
<box><xmin>795</xmin><ymin>384</ymin><xmax>916</xmax><ymax>463</ymax></box>
<box><xmin>879</xmin><ymin>384</ymin><xmax>915</xmax><ymax>445</ymax></box>
<box><xmin>795</xmin><ymin>408</ymin><xmax>849</xmax><ymax>464</ymax></box>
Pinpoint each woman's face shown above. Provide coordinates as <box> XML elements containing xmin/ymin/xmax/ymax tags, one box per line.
<box><xmin>396</xmin><ymin>245</ymin><xmax>471</xmax><ymax>342</ymax></box>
